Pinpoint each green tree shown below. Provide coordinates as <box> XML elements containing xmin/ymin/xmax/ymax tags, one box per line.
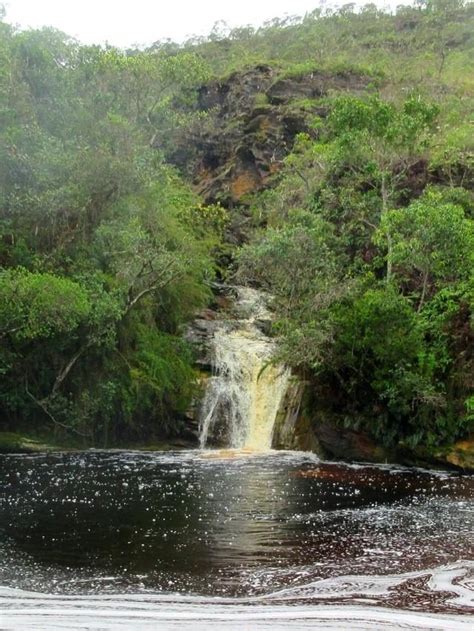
<box><xmin>238</xmin><ymin>210</ymin><xmax>345</xmax><ymax>367</ymax></box>
<box><xmin>0</xmin><ymin>268</ymin><xmax>90</xmax><ymax>342</ymax></box>
<box><xmin>323</xmin><ymin>95</ymin><xmax>439</xmax><ymax>279</ymax></box>
<box><xmin>377</xmin><ymin>190</ymin><xmax>474</xmax><ymax>309</ymax></box>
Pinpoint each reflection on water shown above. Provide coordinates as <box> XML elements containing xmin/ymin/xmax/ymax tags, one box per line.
<box><xmin>0</xmin><ymin>450</ymin><xmax>473</xmax><ymax>629</ymax></box>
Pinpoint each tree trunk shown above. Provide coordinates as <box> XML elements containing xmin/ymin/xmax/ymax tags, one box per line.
<box><xmin>381</xmin><ymin>173</ymin><xmax>393</xmax><ymax>282</ymax></box>
<box><xmin>417</xmin><ymin>269</ymin><xmax>429</xmax><ymax>313</ymax></box>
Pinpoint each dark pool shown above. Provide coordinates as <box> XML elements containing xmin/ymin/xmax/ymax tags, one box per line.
<box><xmin>0</xmin><ymin>450</ymin><xmax>472</xmax><ymax>629</ymax></box>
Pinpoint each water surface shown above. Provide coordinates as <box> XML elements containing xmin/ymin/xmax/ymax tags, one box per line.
<box><xmin>0</xmin><ymin>450</ymin><xmax>472</xmax><ymax>629</ymax></box>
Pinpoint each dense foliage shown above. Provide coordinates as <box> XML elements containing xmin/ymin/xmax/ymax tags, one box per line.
<box><xmin>0</xmin><ymin>8</ymin><xmax>226</xmax><ymax>443</ymax></box>
<box><xmin>238</xmin><ymin>88</ymin><xmax>473</xmax><ymax>449</ymax></box>
<box><xmin>0</xmin><ymin>1</ymin><xmax>472</xmax><ymax>449</ymax></box>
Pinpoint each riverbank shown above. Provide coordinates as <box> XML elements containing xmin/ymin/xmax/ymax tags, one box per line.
<box><xmin>0</xmin><ymin>430</ymin><xmax>472</xmax><ymax>473</ymax></box>
<box><xmin>0</xmin><ymin>432</ymin><xmax>196</xmax><ymax>455</ymax></box>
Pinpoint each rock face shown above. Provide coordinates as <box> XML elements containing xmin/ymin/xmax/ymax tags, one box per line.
<box><xmin>272</xmin><ymin>382</ymin><xmax>322</xmax><ymax>454</ymax></box>
<box><xmin>170</xmin><ymin>65</ymin><xmax>373</xmax><ymax>206</ymax></box>
<box><xmin>313</xmin><ymin>419</ymin><xmax>391</xmax><ymax>463</ymax></box>
<box><xmin>434</xmin><ymin>438</ymin><xmax>474</xmax><ymax>471</ymax></box>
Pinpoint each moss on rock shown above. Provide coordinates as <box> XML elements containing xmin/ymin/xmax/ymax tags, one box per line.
<box><xmin>0</xmin><ymin>432</ymin><xmax>58</xmax><ymax>454</ymax></box>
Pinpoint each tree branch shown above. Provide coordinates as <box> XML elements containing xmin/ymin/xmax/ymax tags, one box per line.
<box><xmin>50</xmin><ymin>343</ymin><xmax>92</xmax><ymax>397</ymax></box>
<box><xmin>0</xmin><ymin>325</ymin><xmax>24</xmax><ymax>340</ymax></box>
<box><xmin>25</xmin><ymin>380</ymin><xmax>92</xmax><ymax>438</ymax></box>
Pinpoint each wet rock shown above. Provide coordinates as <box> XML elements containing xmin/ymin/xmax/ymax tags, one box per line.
<box><xmin>253</xmin><ymin>318</ymin><xmax>272</xmax><ymax>336</ymax></box>
<box><xmin>313</xmin><ymin>420</ymin><xmax>390</xmax><ymax>463</ymax></box>
<box><xmin>197</xmin><ymin>393</ymin><xmax>233</xmax><ymax>448</ymax></box>
<box><xmin>272</xmin><ymin>382</ymin><xmax>323</xmax><ymax>454</ymax></box>
<box><xmin>184</xmin><ymin>317</ymin><xmax>220</xmax><ymax>370</ymax></box>
<box><xmin>434</xmin><ymin>437</ymin><xmax>474</xmax><ymax>471</ymax></box>
<box><xmin>184</xmin><ymin>284</ymin><xmax>237</xmax><ymax>372</ymax></box>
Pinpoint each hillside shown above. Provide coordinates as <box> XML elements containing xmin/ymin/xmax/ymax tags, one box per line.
<box><xmin>0</xmin><ymin>1</ymin><xmax>473</xmax><ymax>464</ymax></box>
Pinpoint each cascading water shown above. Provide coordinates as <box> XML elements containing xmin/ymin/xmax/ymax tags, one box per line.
<box><xmin>199</xmin><ymin>287</ymin><xmax>290</xmax><ymax>450</ymax></box>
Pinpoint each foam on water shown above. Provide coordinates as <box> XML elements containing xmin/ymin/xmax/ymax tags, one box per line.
<box><xmin>0</xmin><ymin>450</ymin><xmax>472</xmax><ymax>628</ymax></box>
<box><xmin>1</xmin><ymin>563</ymin><xmax>473</xmax><ymax>630</ymax></box>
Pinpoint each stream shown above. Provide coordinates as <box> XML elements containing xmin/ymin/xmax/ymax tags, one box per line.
<box><xmin>0</xmin><ymin>449</ymin><xmax>472</xmax><ymax>629</ymax></box>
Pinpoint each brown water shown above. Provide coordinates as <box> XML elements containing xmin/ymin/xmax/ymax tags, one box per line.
<box><xmin>0</xmin><ymin>450</ymin><xmax>472</xmax><ymax>629</ymax></box>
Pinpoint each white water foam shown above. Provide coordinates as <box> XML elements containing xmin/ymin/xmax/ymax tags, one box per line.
<box><xmin>1</xmin><ymin>561</ymin><xmax>473</xmax><ymax>630</ymax></box>
<box><xmin>199</xmin><ymin>288</ymin><xmax>290</xmax><ymax>450</ymax></box>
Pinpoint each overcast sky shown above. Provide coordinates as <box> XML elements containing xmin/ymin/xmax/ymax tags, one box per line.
<box><xmin>3</xmin><ymin>0</ymin><xmax>397</xmax><ymax>48</ymax></box>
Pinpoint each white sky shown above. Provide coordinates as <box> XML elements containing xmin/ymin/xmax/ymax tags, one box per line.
<box><xmin>3</xmin><ymin>0</ymin><xmax>397</xmax><ymax>48</ymax></box>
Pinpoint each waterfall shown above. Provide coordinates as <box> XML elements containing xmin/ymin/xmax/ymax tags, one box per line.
<box><xmin>199</xmin><ymin>287</ymin><xmax>290</xmax><ymax>450</ymax></box>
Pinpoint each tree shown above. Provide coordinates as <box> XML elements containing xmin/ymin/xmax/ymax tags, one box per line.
<box><xmin>85</xmin><ymin>48</ymin><xmax>210</xmax><ymax>148</ymax></box>
<box><xmin>94</xmin><ymin>177</ymin><xmax>216</xmax><ymax>319</ymax></box>
<box><xmin>237</xmin><ymin>210</ymin><xmax>346</xmax><ymax>367</ymax></box>
<box><xmin>416</xmin><ymin>0</ymin><xmax>473</xmax><ymax>79</ymax></box>
<box><xmin>0</xmin><ymin>268</ymin><xmax>90</xmax><ymax>342</ymax></box>
<box><xmin>324</xmin><ymin>95</ymin><xmax>439</xmax><ymax>279</ymax></box>
<box><xmin>377</xmin><ymin>190</ymin><xmax>474</xmax><ymax>309</ymax></box>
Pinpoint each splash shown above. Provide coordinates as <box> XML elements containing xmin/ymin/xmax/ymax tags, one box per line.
<box><xmin>199</xmin><ymin>287</ymin><xmax>290</xmax><ymax>450</ymax></box>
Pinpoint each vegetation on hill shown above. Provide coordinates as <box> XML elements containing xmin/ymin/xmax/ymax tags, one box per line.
<box><xmin>0</xmin><ymin>1</ymin><xmax>472</xmax><ymax>450</ymax></box>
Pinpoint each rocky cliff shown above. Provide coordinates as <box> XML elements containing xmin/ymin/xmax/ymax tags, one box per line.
<box><xmin>170</xmin><ymin>64</ymin><xmax>373</xmax><ymax>207</ymax></box>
